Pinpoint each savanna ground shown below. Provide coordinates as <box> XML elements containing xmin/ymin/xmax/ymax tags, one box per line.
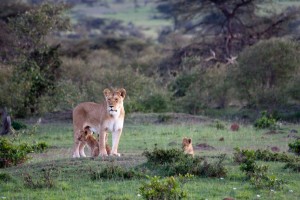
<box><xmin>1</xmin><ymin>113</ymin><xmax>300</xmax><ymax>200</ymax></box>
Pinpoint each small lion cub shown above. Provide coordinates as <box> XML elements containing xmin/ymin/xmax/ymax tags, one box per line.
<box><xmin>78</xmin><ymin>126</ymin><xmax>111</xmax><ymax>157</ymax></box>
<box><xmin>182</xmin><ymin>137</ymin><xmax>194</xmax><ymax>157</ymax></box>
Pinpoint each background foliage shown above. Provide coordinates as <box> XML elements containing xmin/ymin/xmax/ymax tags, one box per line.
<box><xmin>0</xmin><ymin>0</ymin><xmax>299</xmax><ymax>120</ymax></box>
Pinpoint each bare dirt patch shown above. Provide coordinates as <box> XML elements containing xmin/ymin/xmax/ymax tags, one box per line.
<box><xmin>194</xmin><ymin>143</ymin><xmax>216</xmax><ymax>151</ymax></box>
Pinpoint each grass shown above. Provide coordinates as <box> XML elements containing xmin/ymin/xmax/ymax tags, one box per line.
<box><xmin>1</xmin><ymin>114</ymin><xmax>300</xmax><ymax>199</ymax></box>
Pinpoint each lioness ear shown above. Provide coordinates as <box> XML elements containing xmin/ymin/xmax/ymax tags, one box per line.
<box><xmin>118</xmin><ymin>88</ymin><xmax>126</xmax><ymax>99</ymax></box>
<box><xmin>103</xmin><ymin>88</ymin><xmax>111</xmax><ymax>98</ymax></box>
<box><xmin>188</xmin><ymin>138</ymin><xmax>192</xmax><ymax>144</ymax></box>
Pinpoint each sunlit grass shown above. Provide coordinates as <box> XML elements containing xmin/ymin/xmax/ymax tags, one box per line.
<box><xmin>1</xmin><ymin>116</ymin><xmax>300</xmax><ymax>199</ymax></box>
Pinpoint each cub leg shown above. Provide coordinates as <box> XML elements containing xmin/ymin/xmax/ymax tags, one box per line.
<box><xmin>79</xmin><ymin>142</ymin><xmax>86</xmax><ymax>157</ymax></box>
<box><xmin>72</xmin><ymin>141</ymin><xmax>80</xmax><ymax>158</ymax></box>
<box><xmin>72</xmin><ymin>129</ymin><xmax>81</xmax><ymax>158</ymax></box>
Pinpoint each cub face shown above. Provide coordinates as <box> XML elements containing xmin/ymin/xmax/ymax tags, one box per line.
<box><xmin>103</xmin><ymin>88</ymin><xmax>126</xmax><ymax>116</ymax></box>
<box><xmin>78</xmin><ymin>126</ymin><xmax>93</xmax><ymax>141</ymax></box>
<box><xmin>182</xmin><ymin>137</ymin><xmax>194</xmax><ymax>156</ymax></box>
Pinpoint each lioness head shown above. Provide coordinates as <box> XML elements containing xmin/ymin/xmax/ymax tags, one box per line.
<box><xmin>103</xmin><ymin>88</ymin><xmax>126</xmax><ymax>116</ymax></box>
<box><xmin>78</xmin><ymin>126</ymin><xmax>93</xmax><ymax>141</ymax></box>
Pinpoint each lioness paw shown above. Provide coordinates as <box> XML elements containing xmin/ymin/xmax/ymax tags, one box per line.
<box><xmin>111</xmin><ymin>152</ymin><xmax>121</xmax><ymax>157</ymax></box>
<box><xmin>99</xmin><ymin>149</ymin><xmax>108</xmax><ymax>157</ymax></box>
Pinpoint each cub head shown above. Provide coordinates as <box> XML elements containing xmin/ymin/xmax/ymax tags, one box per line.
<box><xmin>182</xmin><ymin>137</ymin><xmax>193</xmax><ymax>152</ymax></box>
<box><xmin>78</xmin><ymin>126</ymin><xmax>93</xmax><ymax>141</ymax></box>
<box><xmin>103</xmin><ymin>88</ymin><xmax>126</xmax><ymax>116</ymax></box>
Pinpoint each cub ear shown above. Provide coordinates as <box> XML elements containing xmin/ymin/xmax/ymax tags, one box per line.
<box><xmin>83</xmin><ymin>126</ymin><xmax>90</xmax><ymax>135</ymax></box>
<box><xmin>188</xmin><ymin>138</ymin><xmax>192</xmax><ymax>144</ymax></box>
<box><xmin>103</xmin><ymin>88</ymin><xmax>111</xmax><ymax>98</ymax></box>
<box><xmin>118</xmin><ymin>88</ymin><xmax>126</xmax><ymax>99</ymax></box>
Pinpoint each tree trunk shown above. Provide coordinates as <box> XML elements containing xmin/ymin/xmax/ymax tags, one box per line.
<box><xmin>0</xmin><ymin>107</ymin><xmax>11</xmax><ymax>135</ymax></box>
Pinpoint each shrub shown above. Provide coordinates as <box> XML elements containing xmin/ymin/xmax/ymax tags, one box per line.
<box><xmin>255</xmin><ymin>149</ymin><xmax>294</xmax><ymax>162</ymax></box>
<box><xmin>250</xmin><ymin>166</ymin><xmax>285</xmax><ymax>190</ymax></box>
<box><xmin>234</xmin><ymin>148</ymin><xmax>286</xmax><ymax>190</ymax></box>
<box><xmin>157</xmin><ymin>114</ymin><xmax>173</xmax><ymax>123</ymax></box>
<box><xmin>0</xmin><ymin>138</ymin><xmax>48</xmax><ymax>168</ymax></box>
<box><xmin>0</xmin><ymin>172</ymin><xmax>12</xmax><ymax>182</ymax></box>
<box><xmin>233</xmin><ymin>38</ymin><xmax>300</xmax><ymax>109</ymax></box>
<box><xmin>254</xmin><ymin>111</ymin><xmax>277</xmax><ymax>129</ymax></box>
<box><xmin>23</xmin><ymin>169</ymin><xmax>55</xmax><ymax>189</ymax></box>
<box><xmin>90</xmin><ymin>162</ymin><xmax>140</xmax><ymax>180</ymax></box>
<box><xmin>170</xmin><ymin>65</ymin><xmax>232</xmax><ymax>113</ymax></box>
<box><xmin>143</xmin><ymin>147</ymin><xmax>186</xmax><ymax>164</ymax></box>
<box><xmin>0</xmin><ymin>138</ymin><xmax>29</xmax><ymax>168</ymax></box>
<box><xmin>141</xmin><ymin>94</ymin><xmax>169</xmax><ymax>113</ymax></box>
<box><xmin>288</xmin><ymin>140</ymin><xmax>300</xmax><ymax>156</ymax></box>
<box><xmin>33</xmin><ymin>142</ymin><xmax>48</xmax><ymax>152</ymax></box>
<box><xmin>167</xmin><ymin>155</ymin><xmax>227</xmax><ymax>178</ymax></box>
<box><xmin>215</xmin><ymin>120</ymin><xmax>226</xmax><ymax>130</ymax></box>
<box><xmin>139</xmin><ymin>174</ymin><xmax>192</xmax><ymax>200</ymax></box>
<box><xmin>11</xmin><ymin>120</ymin><xmax>27</xmax><ymax>130</ymax></box>
<box><xmin>284</xmin><ymin>160</ymin><xmax>300</xmax><ymax>172</ymax></box>
<box><xmin>143</xmin><ymin>147</ymin><xmax>227</xmax><ymax>178</ymax></box>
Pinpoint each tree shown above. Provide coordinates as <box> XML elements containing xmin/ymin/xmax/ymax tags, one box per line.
<box><xmin>0</xmin><ymin>1</ymin><xmax>29</xmax><ymax>62</ymax></box>
<box><xmin>0</xmin><ymin>107</ymin><xmax>11</xmax><ymax>135</ymax></box>
<box><xmin>1</xmin><ymin>3</ymin><xmax>70</xmax><ymax>116</ymax></box>
<box><xmin>157</xmin><ymin>0</ymin><xmax>300</xmax><ymax>64</ymax></box>
<box><xmin>232</xmin><ymin>38</ymin><xmax>300</xmax><ymax>109</ymax></box>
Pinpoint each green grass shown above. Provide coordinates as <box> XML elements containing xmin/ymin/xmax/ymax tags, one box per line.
<box><xmin>1</xmin><ymin>116</ymin><xmax>300</xmax><ymax>199</ymax></box>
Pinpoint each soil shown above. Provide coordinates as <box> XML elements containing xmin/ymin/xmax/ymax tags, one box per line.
<box><xmin>194</xmin><ymin>143</ymin><xmax>216</xmax><ymax>151</ymax></box>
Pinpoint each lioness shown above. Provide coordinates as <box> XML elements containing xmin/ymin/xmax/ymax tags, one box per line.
<box><xmin>77</xmin><ymin>126</ymin><xmax>111</xmax><ymax>157</ymax></box>
<box><xmin>182</xmin><ymin>137</ymin><xmax>194</xmax><ymax>157</ymax></box>
<box><xmin>72</xmin><ymin>88</ymin><xmax>126</xmax><ymax>158</ymax></box>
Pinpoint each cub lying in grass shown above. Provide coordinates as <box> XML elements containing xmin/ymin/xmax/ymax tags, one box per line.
<box><xmin>182</xmin><ymin>137</ymin><xmax>194</xmax><ymax>157</ymax></box>
<box><xmin>78</xmin><ymin>126</ymin><xmax>111</xmax><ymax>157</ymax></box>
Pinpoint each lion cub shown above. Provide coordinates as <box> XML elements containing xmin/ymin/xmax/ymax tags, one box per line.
<box><xmin>78</xmin><ymin>126</ymin><xmax>111</xmax><ymax>157</ymax></box>
<box><xmin>182</xmin><ymin>137</ymin><xmax>194</xmax><ymax>157</ymax></box>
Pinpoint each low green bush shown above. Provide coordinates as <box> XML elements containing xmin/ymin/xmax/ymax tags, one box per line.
<box><xmin>90</xmin><ymin>162</ymin><xmax>141</xmax><ymax>180</ymax></box>
<box><xmin>0</xmin><ymin>138</ymin><xmax>49</xmax><ymax>168</ymax></box>
<box><xmin>11</xmin><ymin>121</ymin><xmax>27</xmax><ymax>130</ymax></box>
<box><xmin>234</xmin><ymin>147</ymin><xmax>296</xmax><ymax>163</ymax></box>
<box><xmin>139</xmin><ymin>174</ymin><xmax>192</xmax><ymax>200</ymax></box>
<box><xmin>254</xmin><ymin>111</ymin><xmax>277</xmax><ymax>129</ymax></box>
<box><xmin>234</xmin><ymin>147</ymin><xmax>286</xmax><ymax>190</ymax></box>
<box><xmin>214</xmin><ymin>120</ymin><xmax>226</xmax><ymax>130</ymax></box>
<box><xmin>284</xmin><ymin>160</ymin><xmax>300</xmax><ymax>172</ymax></box>
<box><xmin>0</xmin><ymin>138</ymin><xmax>29</xmax><ymax>168</ymax></box>
<box><xmin>0</xmin><ymin>172</ymin><xmax>12</xmax><ymax>182</ymax></box>
<box><xmin>250</xmin><ymin>165</ymin><xmax>285</xmax><ymax>190</ymax></box>
<box><xmin>143</xmin><ymin>147</ymin><xmax>186</xmax><ymax>164</ymax></box>
<box><xmin>143</xmin><ymin>147</ymin><xmax>227</xmax><ymax>178</ymax></box>
<box><xmin>288</xmin><ymin>140</ymin><xmax>300</xmax><ymax>156</ymax></box>
<box><xmin>23</xmin><ymin>170</ymin><xmax>55</xmax><ymax>189</ymax></box>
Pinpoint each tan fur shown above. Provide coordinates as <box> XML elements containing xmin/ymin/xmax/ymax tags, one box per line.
<box><xmin>77</xmin><ymin>126</ymin><xmax>111</xmax><ymax>157</ymax></box>
<box><xmin>182</xmin><ymin>137</ymin><xmax>194</xmax><ymax>157</ymax></box>
<box><xmin>72</xmin><ymin>88</ymin><xmax>126</xmax><ymax>158</ymax></box>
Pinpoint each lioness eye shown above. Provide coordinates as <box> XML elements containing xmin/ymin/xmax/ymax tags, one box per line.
<box><xmin>115</xmin><ymin>99</ymin><xmax>118</xmax><ymax>102</ymax></box>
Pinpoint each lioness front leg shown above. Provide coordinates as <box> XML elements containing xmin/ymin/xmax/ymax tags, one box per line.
<box><xmin>99</xmin><ymin>131</ymin><xmax>108</xmax><ymax>156</ymax></box>
<box><xmin>111</xmin><ymin>128</ymin><xmax>122</xmax><ymax>157</ymax></box>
